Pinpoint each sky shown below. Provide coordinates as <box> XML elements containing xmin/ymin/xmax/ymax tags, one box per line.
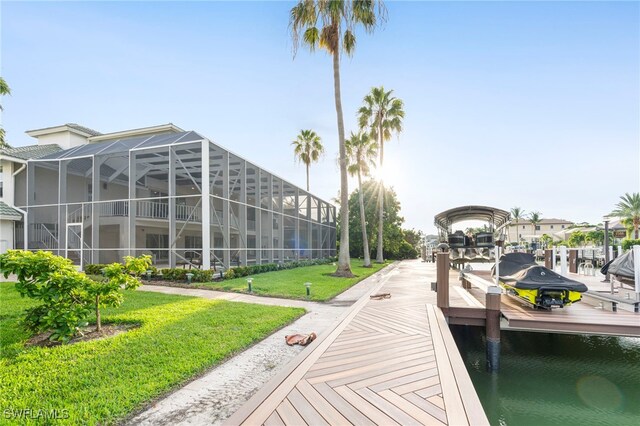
<box><xmin>1</xmin><ymin>0</ymin><xmax>639</xmax><ymax>235</ymax></box>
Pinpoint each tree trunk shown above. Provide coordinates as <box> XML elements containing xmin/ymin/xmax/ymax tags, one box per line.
<box><xmin>358</xmin><ymin>170</ymin><xmax>371</xmax><ymax>267</ymax></box>
<box><xmin>95</xmin><ymin>295</ymin><xmax>101</xmax><ymax>332</ymax></box>
<box><xmin>332</xmin><ymin>45</ymin><xmax>353</xmax><ymax>277</ymax></box>
<box><xmin>376</xmin><ymin>121</ymin><xmax>385</xmax><ymax>263</ymax></box>
<box><xmin>306</xmin><ymin>163</ymin><xmax>310</xmax><ymax>192</ymax></box>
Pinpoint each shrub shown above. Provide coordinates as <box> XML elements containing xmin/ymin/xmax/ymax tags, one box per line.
<box><xmin>621</xmin><ymin>239</ymin><xmax>640</xmax><ymax>250</ymax></box>
<box><xmin>85</xmin><ymin>263</ymin><xmax>110</xmax><ymax>275</ymax></box>
<box><xmin>225</xmin><ymin>269</ymin><xmax>236</xmax><ymax>280</ymax></box>
<box><xmin>0</xmin><ymin>250</ymin><xmax>149</xmax><ymax>342</ymax></box>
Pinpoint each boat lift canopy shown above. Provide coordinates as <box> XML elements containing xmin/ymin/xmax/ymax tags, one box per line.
<box><xmin>434</xmin><ymin>205</ymin><xmax>511</xmax><ymax>234</ymax></box>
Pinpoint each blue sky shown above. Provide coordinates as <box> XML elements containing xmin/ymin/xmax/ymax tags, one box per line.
<box><xmin>2</xmin><ymin>1</ymin><xmax>639</xmax><ymax>234</ymax></box>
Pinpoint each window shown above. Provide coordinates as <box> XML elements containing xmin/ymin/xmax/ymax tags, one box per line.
<box><xmin>185</xmin><ymin>235</ymin><xmax>202</xmax><ymax>249</ymax></box>
<box><xmin>562</xmin><ymin>225</ymin><xmax>565</xmax><ymax>229</ymax></box>
<box><xmin>550</xmin><ymin>225</ymin><xmax>554</xmax><ymax>229</ymax></box>
<box><xmin>522</xmin><ymin>225</ymin><xmax>525</xmax><ymax>229</ymax></box>
<box><xmin>535</xmin><ymin>225</ymin><xmax>540</xmax><ymax>231</ymax></box>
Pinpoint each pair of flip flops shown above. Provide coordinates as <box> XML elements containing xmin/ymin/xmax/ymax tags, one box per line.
<box><xmin>370</xmin><ymin>293</ymin><xmax>391</xmax><ymax>300</ymax></box>
<box><xmin>285</xmin><ymin>332</ymin><xmax>317</xmax><ymax>346</ymax></box>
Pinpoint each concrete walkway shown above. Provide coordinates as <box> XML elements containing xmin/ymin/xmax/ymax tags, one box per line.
<box><xmin>128</xmin><ymin>263</ymin><xmax>399</xmax><ymax>426</ymax></box>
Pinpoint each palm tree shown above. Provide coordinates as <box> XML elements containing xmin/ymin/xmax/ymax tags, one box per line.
<box><xmin>510</xmin><ymin>207</ymin><xmax>525</xmax><ymax>243</ymax></box>
<box><xmin>346</xmin><ymin>131</ymin><xmax>377</xmax><ymax>267</ymax></box>
<box><xmin>611</xmin><ymin>192</ymin><xmax>640</xmax><ymax>239</ymax></box>
<box><xmin>292</xmin><ymin>130</ymin><xmax>324</xmax><ymax>192</ymax></box>
<box><xmin>529</xmin><ymin>211</ymin><xmax>542</xmax><ymax>240</ymax></box>
<box><xmin>0</xmin><ymin>77</ymin><xmax>10</xmax><ymax>148</ymax></box>
<box><xmin>290</xmin><ymin>1</ymin><xmax>386</xmax><ymax>277</ymax></box>
<box><xmin>357</xmin><ymin>86</ymin><xmax>404</xmax><ymax>263</ymax></box>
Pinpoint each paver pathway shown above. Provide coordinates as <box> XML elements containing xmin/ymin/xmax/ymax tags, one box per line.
<box><xmin>128</xmin><ymin>263</ymin><xmax>399</xmax><ymax>425</ymax></box>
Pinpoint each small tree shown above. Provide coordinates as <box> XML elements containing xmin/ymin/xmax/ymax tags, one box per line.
<box><xmin>568</xmin><ymin>231</ymin><xmax>586</xmax><ymax>247</ymax></box>
<box><xmin>0</xmin><ymin>250</ymin><xmax>150</xmax><ymax>342</ymax></box>
<box><xmin>87</xmin><ymin>255</ymin><xmax>151</xmax><ymax>332</ymax></box>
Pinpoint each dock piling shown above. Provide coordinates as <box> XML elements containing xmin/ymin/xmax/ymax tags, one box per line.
<box><xmin>437</xmin><ymin>250</ymin><xmax>450</xmax><ymax>309</ymax></box>
<box><xmin>486</xmin><ymin>286</ymin><xmax>501</xmax><ymax>372</ymax></box>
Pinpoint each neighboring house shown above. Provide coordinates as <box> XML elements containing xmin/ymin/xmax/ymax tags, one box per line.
<box><xmin>6</xmin><ymin>123</ymin><xmax>337</xmax><ymax>269</ymax></box>
<box><xmin>507</xmin><ymin>218</ymin><xmax>574</xmax><ymax>243</ymax></box>
<box><xmin>0</xmin><ymin>143</ymin><xmax>63</xmax><ymax>254</ymax></box>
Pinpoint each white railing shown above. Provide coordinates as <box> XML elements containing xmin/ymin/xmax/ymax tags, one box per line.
<box><xmin>100</xmin><ymin>201</ymin><xmax>128</xmax><ymax>217</ymax></box>
<box><xmin>176</xmin><ymin>203</ymin><xmax>200</xmax><ymax>221</ymax></box>
<box><xmin>29</xmin><ymin>224</ymin><xmax>58</xmax><ymax>250</ymax></box>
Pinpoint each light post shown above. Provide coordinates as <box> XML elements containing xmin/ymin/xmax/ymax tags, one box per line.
<box><xmin>247</xmin><ymin>277</ymin><xmax>253</xmax><ymax>293</ymax></box>
<box><xmin>304</xmin><ymin>282</ymin><xmax>312</xmax><ymax>298</ymax></box>
<box><xmin>603</xmin><ymin>218</ymin><xmax>611</xmax><ymax>288</ymax></box>
<box><xmin>145</xmin><ymin>270</ymin><xmax>152</xmax><ymax>281</ymax></box>
<box><xmin>186</xmin><ymin>273</ymin><xmax>194</xmax><ymax>284</ymax></box>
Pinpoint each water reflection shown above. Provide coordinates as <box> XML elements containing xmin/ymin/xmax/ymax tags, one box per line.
<box><xmin>450</xmin><ymin>326</ymin><xmax>640</xmax><ymax>426</ymax></box>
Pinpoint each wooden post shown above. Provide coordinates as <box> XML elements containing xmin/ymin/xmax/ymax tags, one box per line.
<box><xmin>486</xmin><ymin>286</ymin><xmax>501</xmax><ymax>372</ymax></box>
<box><xmin>544</xmin><ymin>249</ymin><xmax>553</xmax><ymax>269</ymax></box>
<box><xmin>436</xmin><ymin>251</ymin><xmax>450</xmax><ymax>310</ymax></box>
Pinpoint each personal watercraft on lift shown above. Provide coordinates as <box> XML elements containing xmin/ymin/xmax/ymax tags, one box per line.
<box><xmin>494</xmin><ymin>253</ymin><xmax>588</xmax><ymax>309</ymax></box>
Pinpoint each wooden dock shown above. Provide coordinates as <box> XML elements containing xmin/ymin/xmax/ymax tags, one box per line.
<box><xmin>226</xmin><ymin>261</ymin><xmax>489</xmax><ymax>426</ymax></box>
<box><xmin>459</xmin><ymin>270</ymin><xmax>640</xmax><ymax>336</ymax></box>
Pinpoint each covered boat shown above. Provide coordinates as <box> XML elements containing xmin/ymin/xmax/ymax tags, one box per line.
<box><xmin>601</xmin><ymin>251</ymin><xmax>635</xmax><ymax>286</ymax></box>
<box><xmin>495</xmin><ymin>253</ymin><xmax>588</xmax><ymax>309</ymax></box>
<box><xmin>434</xmin><ymin>205</ymin><xmax>510</xmax><ymax>266</ymax></box>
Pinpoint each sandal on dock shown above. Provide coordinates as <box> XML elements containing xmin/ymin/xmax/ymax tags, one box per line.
<box><xmin>370</xmin><ymin>293</ymin><xmax>391</xmax><ymax>300</ymax></box>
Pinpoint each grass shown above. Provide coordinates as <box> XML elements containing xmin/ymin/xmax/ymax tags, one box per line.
<box><xmin>202</xmin><ymin>259</ymin><xmax>389</xmax><ymax>301</ymax></box>
<box><xmin>0</xmin><ymin>283</ymin><xmax>304</xmax><ymax>425</ymax></box>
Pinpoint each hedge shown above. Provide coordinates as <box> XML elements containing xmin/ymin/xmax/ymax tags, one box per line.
<box><xmin>83</xmin><ymin>257</ymin><xmax>338</xmax><ymax>283</ymax></box>
<box><xmin>621</xmin><ymin>239</ymin><xmax>640</xmax><ymax>250</ymax></box>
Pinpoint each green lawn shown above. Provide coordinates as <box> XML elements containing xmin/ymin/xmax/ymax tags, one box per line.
<box><xmin>202</xmin><ymin>259</ymin><xmax>389</xmax><ymax>301</ymax></box>
<box><xmin>0</xmin><ymin>283</ymin><xmax>304</xmax><ymax>425</ymax></box>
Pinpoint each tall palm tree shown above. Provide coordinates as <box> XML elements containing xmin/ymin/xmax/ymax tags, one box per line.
<box><xmin>529</xmin><ymin>211</ymin><xmax>542</xmax><ymax>239</ymax></box>
<box><xmin>0</xmin><ymin>77</ymin><xmax>11</xmax><ymax>148</ymax></box>
<box><xmin>292</xmin><ymin>129</ymin><xmax>324</xmax><ymax>192</ymax></box>
<box><xmin>611</xmin><ymin>192</ymin><xmax>640</xmax><ymax>239</ymax></box>
<box><xmin>510</xmin><ymin>207</ymin><xmax>525</xmax><ymax>243</ymax></box>
<box><xmin>290</xmin><ymin>1</ymin><xmax>386</xmax><ymax>277</ymax></box>
<box><xmin>357</xmin><ymin>86</ymin><xmax>404</xmax><ymax>263</ymax></box>
<box><xmin>346</xmin><ymin>131</ymin><xmax>377</xmax><ymax>267</ymax></box>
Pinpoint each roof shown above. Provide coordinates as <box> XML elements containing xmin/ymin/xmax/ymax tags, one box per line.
<box><xmin>434</xmin><ymin>205</ymin><xmax>510</xmax><ymax>232</ymax></box>
<box><xmin>510</xmin><ymin>218</ymin><xmax>574</xmax><ymax>225</ymax></box>
<box><xmin>38</xmin><ymin>131</ymin><xmax>205</xmax><ymax>159</ymax></box>
<box><xmin>26</xmin><ymin>123</ymin><xmax>102</xmax><ymax>138</ymax></box>
<box><xmin>0</xmin><ymin>144</ymin><xmax>63</xmax><ymax>160</ymax></box>
<box><xmin>88</xmin><ymin>123</ymin><xmax>184</xmax><ymax>143</ymax></box>
<box><xmin>0</xmin><ymin>201</ymin><xmax>22</xmax><ymax>220</ymax></box>
<box><xmin>66</xmin><ymin>123</ymin><xmax>102</xmax><ymax>136</ymax></box>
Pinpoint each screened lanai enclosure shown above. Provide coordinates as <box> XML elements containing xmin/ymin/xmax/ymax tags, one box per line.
<box><xmin>14</xmin><ymin>131</ymin><xmax>337</xmax><ymax>269</ymax></box>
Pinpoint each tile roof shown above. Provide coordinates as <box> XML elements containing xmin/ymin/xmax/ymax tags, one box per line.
<box><xmin>0</xmin><ymin>201</ymin><xmax>22</xmax><ymax>219</ymax></box>
<box><xmin>511</xmin><ymin>218</ymin><xmax>574</xmax><ymax>225</ymax></box>
<box><xmin>66</xmin><ymin>123</ymin><xmax>102</xmax><ymax>136</ymax></box>
<box><xmin>0</xmin><ymin>144</ymin><xmax>63</xmax><ymax>160</ymax></box>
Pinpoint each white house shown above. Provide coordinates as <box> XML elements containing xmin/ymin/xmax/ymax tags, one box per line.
<box><xmin>2</xmin><ymin>123</ymin><xmax>337</xmax><ymax>269</ymax></box>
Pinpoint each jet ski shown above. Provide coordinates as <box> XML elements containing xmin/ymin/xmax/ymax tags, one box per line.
<box><xmin>494</xmin><ymin>253</ymin><xmax>588</xmax><ymax>309</ymax></box>
<box><xmin>601</xmin><ymin>250</ymin><xmax>635</xmax><ymax>287</ymax></box>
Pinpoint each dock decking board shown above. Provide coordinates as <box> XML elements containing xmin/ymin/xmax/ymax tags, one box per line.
<box><xmin>225</xmin><ymin>261</ymin><xmax>489</xmax><ymax>426</ymax></box>
<box><xmin>461</xmin><ymin>271</ymin><xmax>640</xmax><ymax>336</ymax></box>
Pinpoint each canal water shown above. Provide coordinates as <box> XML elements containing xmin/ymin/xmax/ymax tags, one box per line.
<box><xmin>450</xmin><ymin>326</ymin><xmax>640</xmax><ymax>426</ymax></box>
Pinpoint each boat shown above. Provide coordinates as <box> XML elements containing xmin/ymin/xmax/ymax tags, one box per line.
<box><xmin>601</xmin><ymin>250</ymin><xmax>635</xmax><ymax>287</ymax></box>
<box><xmin>434</xmin><ymin>205</ymin><xmax>510</xmax><ymax>266</ymax></box>
<box><xmin>495</xmin><ymin>253</ymin><xmax>588</xmax><ymax>309</ymax></box>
